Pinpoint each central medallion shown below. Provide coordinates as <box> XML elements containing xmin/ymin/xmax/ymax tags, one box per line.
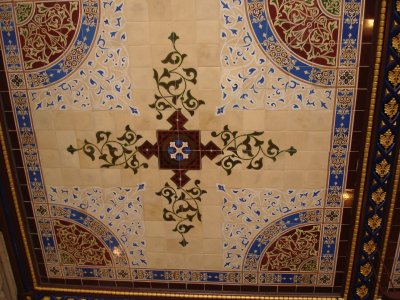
<box><xmin>67</xmin><ymin>32</ymin><xmax>297</xmax><ymax>245</ymax></box>
<box><xmin>157</xmin><ymin>129</ymin><xmax>201</xmax><ymax>170</ymax></box>
<box><xmin>168</xmin><ymin>140</ymin><xmax>190</xmax><ymax>161</ymax></box>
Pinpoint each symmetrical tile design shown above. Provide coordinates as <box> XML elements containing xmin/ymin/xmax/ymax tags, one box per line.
<box><xmin>0</xmin><ymin>0</ymin><xmax>139</xmax><ymax>280</ymax></box>
<box><xmin>149</xmin><ymin>32</ymin><xmax>205</xmax><ymax>119</ymax></box>
<box><xmin>219</xmin><ymin>0</ymin><xmax>336</xmax><ymax>113</ymax></box>
<box><xmin>17</xmin><ymin>2</ymin><xmax>80</xmax><ymax>70</ymax></box>
<box><xmin>47</xmin><ymin>205</ymin><xmax>132</xmax><ymax>280</ymax></box>
<box><xmin>218</xmin><ymin>0</ymin><xmax>363</xmax><ymax>288</ymax></box>
<box><xmin>47</xmin><ymin>185</ymin><xmax>147</xmax><ymax>267</ymax></box>
<box><xmin>156</xmin><ymin>180</ymin><xmax>206</xmax><ymax>247</ymax></box>
<box><xmin>220</xmin><ymin>185</ymin><xmax>337</xmax><ymax>285</ymax></box>
<box><xmin>267</xmin><ymin>0</ymin><xmax>339</xmax><ymax>66</ymax></box>
<box><xmin>26</xmin><ymin>0</ymin><xmax>137</xmax><ymax>114</ymax></box>
<box><xmin>242</xmin><ymin>210</ymin><xmax>322</xmax><ymax>284</ymax></box>
<box><xmin>70</xmin><ymin>33</ymin><xmax>297</xmax><ymax>246</ymax></box>
<box><xmin>219</xmin><ymin>0</ymin><xmax>361</xmax><ymax>114</ymax></box>
<box><xmin>0</xmin><ymin>0</ymin><xmax>368</xmax><ymax>295</ymax></box>
<box><xmin>221</xmin><ymin>186</ymin><xmax>323</xmax><ymax>270</ymax></box>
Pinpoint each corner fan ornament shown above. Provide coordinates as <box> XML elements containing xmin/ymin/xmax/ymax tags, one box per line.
<box><xmin>68</xmin><ymin>33</ymin><xmax>297</xmax><ymax>246</ymax></box>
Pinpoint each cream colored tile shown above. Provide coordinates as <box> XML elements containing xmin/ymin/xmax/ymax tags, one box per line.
<box><xmin>148</xmin><ymin>0</ymin><xmax>172</xmax><ymax>21</ymax></box>
<box><xmin>198</xmin><ymin>156</ymin><xmax>224</xmax><ymax>177</ymax></box>
<box><xmin>202</xmin><ymin>222</ymin><xmax>222</xmax><ymax>238</ymax></box>
<box><xmin>171</xmin><ymin>0</ymin><xmax>195</xmax><ymax>20</ymax></box>
<box><xmin>196</xmin><ymin>21</ymin><xmax>220</xmax><ymax>44</ymax></box>
<box><xmin>172</xmin><ymin>22</ymin><xmax>197</xmax><ymax>45</ymax></box>
<box><xmin>32</xmin><ymin>111</ymin><xmax>54</xmax><ymax>130</ymax></box>
<box><xmin>144</xmin><ymin>221</ymin><xmax>168</xmax><ymax>237</ymax></box>
<box><xmin>194</xmin><ymin>89</ymin><xmax>222</xmax><ymax>113</ymax></box>
<box><xmin>201</xmin><ymin>130</ymin><xmax>224</xmax><ymax>149</ymax></box>
<box><xmin>120</xmin><ymin>169</ymin><xmax>138</xmax><ymax>186</ymax></box>
<box><xmin>200</xmin><ymin>187</ymin><xmax>225</xmax><ymax>206</ymax></box>
<box><xmin>183</xmin><ymin>253</ymin><xmax>222</xmax><ymax>269</ymax></box>
<box><xmin>176</xmin><ymin>43</ymin><xmax>198</xmax><ymax>66</ymax></box>
<box><xmin>55</xmin><ymin>131</ymin><xmax>77</xmax><ymax>150</ymax></box>
<box><xmin>101</xmin><ymin>169</ymin><xmax>122</xmax><ymax>186</ymax></box>
<box><xmin>306</xmin><ymin>131</ymin><xmax>332</xmax><ymax>151</ymax></box>
<box><xmin>195</xmin><ymin>0</ymin><xmax>220</xmax><ymax>20</ymax></box>
<box><xmin>202</xmin><ymin>205</ymin><xmax>223</xmax><ymax>223</ymax></box>
<box><xmin>72</xmin><ymin>112</ymin><xmax>94</xmax><ymax>131</ymax></box>
<box><xmin>284</xmin><ymin>151</ymin><xmax>329</xmax><ymax>171</ymax></box>
<box><xmin>151</xmin><ymin>45</ymin><xmax>176</xmax><ymax>67</ymax></box>
<box><xmin>125</xmin><ymin>22</ymin><xmax>150</xmax><ymax>45</ymax></box>
<box><xmin>36</xmin><ymin>130</ymin><xmax>57</xmax><ymax>149</ymax></box>
<box><xmin>143</xmin><ymin>202</ymin><xmax>164</xmax><ymax>221</ymax></box>
<box><xmin>263</xmin><ymin>111</ymin><xmax>289</xmax><ymax>131</ymax></box>
<box><xmin>197</xmin><ymin>67</ymin><xmax>221</xmax><ymax>90</ymax></box>
<box><xmin>58</xmin><ymin>148</ymin><xmax>80</xmax><ymax>169</ymax></box>
<box><xmin>74</xmin><ymin>154</ymin><xmax>95</xmax><ymax>170</ymax></box>
<box><xmin>240</xmin><ymin>170</ymin><xmax>284</xmax><ymax>189</ymax></box>
<box><xmin>163</xmin><ymin>218</ymin><xmax>203</xmax><ymax>239</ymax></box>
<box><xmin>282</xmin><ymin>170</ymin><xmax>307</xmax><ymax>189</ymax></box>
<box><xmin>219</xmin><ymin>170</ymin><xmax>243</xmax><ymax>188</ymax></box>
<box><xmin>129</xmin><ymin>67</ymin><xmax>155</xmax><ymax>90</ymax></box>
<box><xmin>163</xmin><ymin>253</ymin><xmax>186</xmax><ymax>268</ymax></box>
<box><xmin>197</xmin><ymin>44</ymin><xmax>220</xmax><ymax>67</ymax></box>
<box><xmin>113</xmin><ymin>110</ymin><xmax>160</xmax><ymax>131</ymax></box>
<box><xmin>53</xmin><ymin>111</ymin><xmax>76</xmax><ymax>130</ymax></box>
<box><xmin>287</xmin><ymin>111</ymin><xmax>333</xmax><ymax>131</ymax></box>
<box><xmin>261</xmin><ymin>151</ymin><xmax>287</xmax><ymax>171</ymax></box>
<box><xmin>166</xmin><ymin>238</ymin><xmax>203</xmax><ymax>254</ymax></box>
<box><xmin>61</xmin><ymin>168</ymin><xmax>83</xmax><ymax>185</ymax></box>
<box><xmin>147</xmin><ymin>253</ymin><xmax>168</xmax><ymax>268</ymax></box>
<box><xmin>146</xmin><ymin>238</ymin><xmax>167</xmax><ymax>253</ymax></box>
<box><xmin>203</xmin><ymin>238</ymin><xmax>223</xmax><ymax>254</ymax></box>
<box><xmin>242</xmin><ymin>110</ymin><xmax>266</xmax><ymax>131</ymax></box>
<box><xmin>304</xmin><ymin>171</ymin><xmax>328</xmax><ymax>189</ymax></box>
<box><xmin>277</xmin><ymin>131</ymin><xmax>308</xmax><ymax>151</ymax></box>
<box><xmin>92</xmin><ymin>111</ymin><xmax>116</xmax><ymax>130</ymax></box>
<box><xmin>125</xmin><ymin>0</ymin><xmax>149</xmax><ymax>21</ymax></box>
<box><xmin>198</xmin><ymin>254</ymin><xmax>223</xmax><ymax>269</ymax></box>
<box><xmin>128</xmin><ymin>46</ymin><xmax>152</xmax><ymax>67</ymax></box>
<box><xmin>198</xmin><ymin>108</ymin><xmax>222</xmax><ymax>130</ymax></box>
<box><xmin>130</xmin><ymin>89</ymin><xmax>156</xmax><ymax>108</ymax></box>
<box><xmin>149</xmin><ymin>22</ymin><xmax>173</xmax><ymax>44</ymax></box>
<box><xmin>220</xmin><ymin>110</ymin><xmax>244</xmax><ymax>131</ymax></box>
<box><xmin>80</xmin><ymin>169</ymin><xmax>103</xmax><ymax>185</ymax></box>
<box><xmin>39</xmin><ymin>150</ymin><xmax>61</xmax><ymax>168</ymax></box>
<box><xmin>42</xmin><ymin>168</ymin><xmax>63</xmax><ymax>186</ymax></box>
<box><xmin>139</xmin><ymin>169</ymin><xmax>167</xmax><ymax>188</ymax></box>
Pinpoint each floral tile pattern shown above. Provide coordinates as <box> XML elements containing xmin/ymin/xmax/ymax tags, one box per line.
<box><xmin>23</xmin><ymin>1</ymin><xmax>136</xmax><ymax>114</ymax></box>
<box><xmin>0</xmin><ymin>0</ymin><xmax>365</xmax><ymax>294</ymax></box>
<box><xmin>220</xmin><ymin>186</ymin><xmax>324</xmax><ymax>270</ymax></box>
<box><xmin>219</xmin><ymin>0</ymin><xmax>360</xmax><ymax>114</ymax></box>
<box><xmin>47</xmin><ymin>185</ymin><xmax>147</xmax><ymax>267</ymax></box>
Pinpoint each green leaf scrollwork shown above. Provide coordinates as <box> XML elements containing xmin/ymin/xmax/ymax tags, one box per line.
<box><xmin>211</xmin><ymin>125</ymin><xmax>297</xmax><ymax>175</ymax></box>
<box><xmin>156</xmin><ymin>180</ymin><xmax>206</xmax><ymax>247</ymax></box>
<box><xmin>150</xmin><ymin>32</ymin><xmax>205</xmax><ymax>119</ymax></box>
<box><xmin>67</xmin><ymin>125</ymin><xmax>148</xmax><ymax>174</ymax></box>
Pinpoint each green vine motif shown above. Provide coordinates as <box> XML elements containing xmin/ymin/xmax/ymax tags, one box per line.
<box><xmin>150</xmin><ymin>32</ymin><xmax>205</xmax><ymax>119</ymax></box>
<box><xmin>156</xmin><ymin>180</ymin><xmax>206</xmax><ymax>247</ymax></box>
<box><xmin>320</xmin><ymin>0</ymin><xmax>340</xmax><ymax>16</ymax></box>
<box><xmin>211</xmin><ymin>125</ymin><xmax>297</xmax><ymax>175</ymax></box>
<box><xmin>15</xmin><ymin>3</ymin><xmax>33</xmax><ymax>24</ymax></box>
<box><xmin>67</xmin><ymin>125</ymin><xmax>148</xmax><ymax>174</ymax></box>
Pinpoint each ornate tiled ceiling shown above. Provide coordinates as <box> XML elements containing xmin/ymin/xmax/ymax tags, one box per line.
<box><xmin>1</xmin><ymin>0</ymin><xmax>400</xmax><ymax>299</ymax></box>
